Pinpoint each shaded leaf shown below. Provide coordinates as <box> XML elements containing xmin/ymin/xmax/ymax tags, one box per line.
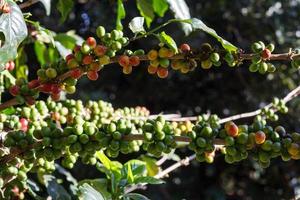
<box><xmin>57</xmin><ymin>0</ymin><xmax>74</xmax><ymax>23</ymax></box>
<box><xmin>54</xmin><ymin>33</ymin><xmax>77</xmax><ymax>50</ymax></box>
<box><xmin>136</xmin><ymin>0</ymin><xmax>154</xmax><ymax>27</ymax></box>
<box><xmin>166</xmin><ymin>0</ymin><xmax>192</xmax><ymax>35</ymax></box>
<box><xmin>190</xmin><ymin>18</ymin><xmax>238</xmax><ymax>52</ymax></box>
<box><xmin>78</xmin><ymin>179</ymin><xmax>111</xmax><ymax>199</ymax></box>
<box><xmin>159</xmin><ymin>31</ymin><xmax>178</xmax><ymax>53</ymax></box>
<box><xmin>43</xmin><ymin>175</ymin><xmax>71</xmax><ymax>200</ymax></box>
<box><xmin>0</xmin><ymin>0</ymin><xmax>27</xmax><ymax>70</ymax></box>
<box><xmin>124</xmin><ymin>160</ymin><xmax>146</xmax><ymax>177</ymax></box>
<box><xmin>34</xmin><ymin>41</ymin><xmax>47</xmax><ymax>66</ymax></box>
<box><xmin>116</xmin><ymin>0</ymin><xmax>126</xmax><ymax>30</ymax></box>
<box><xmin>129</xmin><ymin>17</ymin><xmax>145</xmax><ymax>34</ymax></box>
<box><xmin>152</xmin><ymin>0</ymin><xmax>168</xmax><ymax>17</ymax></box>
<box><xmin>124</xmin><ymin>193</ymin><xmax>150</xmax><ymax>200</ymax></box>
<box><xmin>134</xmin><ymin>176</ymin><xmax>164</xmax><ymax>185</ymax></box>
<box><xmin>79</xmin><ymin>183</ymin><xmax>105</xmax><ymax>200</ymax></box>
<box><xmin>39</xmin><ymin>0</ymin><xmax>51</xmax><ymax>16</ymax></box>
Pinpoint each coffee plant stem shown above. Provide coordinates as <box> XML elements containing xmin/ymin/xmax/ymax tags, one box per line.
<box><xmin>19</xmin><ymin>0</ymin><xmax>39</xmax><ymax>9</ymax></box>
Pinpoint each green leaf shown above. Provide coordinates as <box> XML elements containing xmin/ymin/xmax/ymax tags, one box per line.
<box><xmin>78</xmin><ymin>179</ymin><xmax>111</xmax><ymax>200</ymax></box>
<box><xmin>127</xmin><ymin>164</ymin><xmax>134</xmax><ymax>184</ymax></box>
<box><xmin>140</xmin><ymin>155</ymin><xmax>159</xmax><ymax>177</ymax></box>
<box><xmin>136</xmin><ymin>0</ymin><xmax>154</xmax><ymax>28</ymax></box>
<box><xmin>57</xmin><ymin>0</ymin><xmax>74</xmax><ymax>23</ymax></box>
<box><xmin>96</xmin><ymin>151</ymin><xmax>112</xmax><ymax>170</ymax></box>
<box><xmin>166</xmin><ymin>0</ymin><xmax>192</xmax><ymax>35</ymax></box>
<box><xmin>124</xmin><ymin>160</ymin><xmax>146</xmax><ymax>177</ymax></box>
<box><xmin>152</xmin><ymin>0</ymin><xmax>168</xmax><ymax>17</ymax></box>
<box><xmin>134</xmin><ymin>176</ymin><xmax>164</xmax><ymax>185</ymax></box>
<box><xmin>39</xmin><ymin>0</ymin><xmax>51</xmax><ymax>16</ymax></box>
<box><xmin>124</xmin><ymin>193</ymin><xmax>150</xmax><ymax>200</ymax></box>
<box><xmin>54</xmin><ymin>33</ymin><xmax>77</xmax><ymax>50</ymax></box>
<box><xmin>0</xmin><ymin>0</ymin><xmax>27</xmax><ymax>70</ymax></box>
<box><xmin>34</xmin><ymin>41</ymin><xmax>47</xmax><ymax>66</ymax></box>
<box><xmin>116</xmin><ymin>0</ymin><xmax>126</xmax><ymax>30</ymax></box>
<box><xmin>129</xmin><ymin>17</ymin><xmax>145</xmax><ymax>34</ymax></box>
<box><xmin>43</xmin><ymin>175</ymin><xmax>71</xmax><ymax>200</ymax></box>
<box><xmin>79</xmin><ymin>183</ymin><xmax>105</xmax><ymax>200</ymax></box>
<box><xmin>159</xmin><ymin>31</ymin><xmax>178</xmax><ymax>53</ymax></box>
<box><xmin>0</xmin><ymin>107</ymin><xmax>15</xmax><ymax>115</ymax></box>
<box><xmin>190</xmin><ymin>18</ymin><xmax>238</xmax><ymax>52</ymax></box>
<box><xmin>16</xmin><ymin>65</ymin><xmax>28</xmax><ymax>81</ymax></box>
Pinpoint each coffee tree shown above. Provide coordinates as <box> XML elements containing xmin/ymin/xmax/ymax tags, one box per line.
<box><xmin>0</xmin><ymin>0</ymin><xmax>300</xmax><ymax>199</ymax></box>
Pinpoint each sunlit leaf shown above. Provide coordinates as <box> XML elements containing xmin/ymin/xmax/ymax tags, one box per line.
<box><xmin>136</xmin><ymin>0</ymin><xmax>154</xmax><ymax>27</ymax></box>
<box><xmin>152</xmin><ymin>0</ymin><xmax>168</xmax><ymax>17</ymax></box>
<box><xmin>116</xmin><ymin>0</ymin><xmax>126</xmax><ymax>30</ymax></box>
<box><xmin>159</xmin><ymin>31</ymin><xmax>178</xmax><ymax>53</ymax></box>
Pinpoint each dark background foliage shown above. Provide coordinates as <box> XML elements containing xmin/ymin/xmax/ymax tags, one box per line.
<box><xmin>22</xmin><ymin>0</ymin><xmax>300</xmax><ymax>199</ymax></box>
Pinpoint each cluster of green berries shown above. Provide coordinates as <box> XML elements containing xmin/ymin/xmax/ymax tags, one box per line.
<box><xmin>249</xmin><ymin>41</ymin><xmax>276</xmax><ymax>74</ymax></box>
<box><xmin>260</xmin><ymin>97</ymin><xmax>288</xmax><ymax>121</ymax></box>
<box><xmin>198</xmin><ymin>43</ymin><xmax>222</xmax><ymax>69</ymax></box>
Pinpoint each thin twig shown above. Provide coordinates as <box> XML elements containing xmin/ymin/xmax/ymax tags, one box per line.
<box><xmin>19</xmin><ymin>0</ymin><xmax>39</xmax><ymax>9</ymax></box>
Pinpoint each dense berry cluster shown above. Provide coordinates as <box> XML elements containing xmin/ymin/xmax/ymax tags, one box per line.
<box><xmin>249</xmin><ymin>41</ymin><xmax>276</xmax><ymax>73</ymax></box>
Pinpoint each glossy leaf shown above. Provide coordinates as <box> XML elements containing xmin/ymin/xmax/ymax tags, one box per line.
<box><xmin>159</xmin><ymin>31</ymin><xmax>178</xmax><ymax>53</ymax></box>
<box><xmin>78</xmin><ymin>179</ymin><xmax>111</xmax><ymax>199</ymax></box>
<box><xmin>152</xmin><ymin>0</ymin><xmax>168</xmax><ymax>17</ymax></box>
<box><xmin>79</xmin><ymin>183</ymin><xmax>105</xmax><ymax>200</ymax></box>
<box><xmin>190</xmin><ymin>18</ymin><xmax>238</xmax><ymax>52</ymax></box>
<box><xmin>0</xmin><ymin>0</ymin><xmax>27</xmax><ymax>70</ymax></box>
<box><xmin>136</xmin><ymin>0</ymin><xmax>154</xmax><ymax>27</ymax></box>
<box><xmin>116</xmin><ymin>0</ymin><xmax>126</xmax><ymax>30</ymax></box>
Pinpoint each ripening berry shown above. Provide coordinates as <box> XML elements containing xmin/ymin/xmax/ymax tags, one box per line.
<box><xmin>180</xmin><ymin>66</ymin><xmax>189</xmax><ymax>74</ymax></box>
<box><xmin>90</xmin><ymin>62</ymin><xmax>100</xmax><ymax>71</ymax></box>
<box><xmin>39</xmin><ymin>83</ymin><xmax>53</xmax><ymax>93</ymax></box>
<box><xmin>9</xmin><ymin>85</ymin><xmax>20</xmax><ymax>96</ymax></box>
<box><xmin>147</xmin><ymin>50</ymin><xmax>158</xmax><ymax>60</ymax></box>
<box><xmin>225</xmin><ymin>121</ymin><xmax>239</xmax><ymax>137</ymax></box>
<box><xmin>261</xmin><ymin>49</ymin><xmax>271</xmax><ymax>60</ymax></box>
<box><xmin>201</xmin><ymin>59</ymin><xmax>212</xmax><ymax>69</ymax></box>
<box><xmin>86</xmin><ymin>37</ymin><xmax>97</xmax><ymax>49</ymax></box>
<box><xmin>255</xmin><ymin>131</ymin><xmax>266</xmax><ymax>144</ymax></box>
<box><xmin>122</xmin><ymin>66</ymin><xmax>132</xmax><ymax>74</ymax></box>
<box><xmin>65</xmin><ymin>85</ymin><xmax>76</xmax><ymax>94</ymax></box>
<box><xmin>19</xmin><ymin>118</ymin><xmax>28</xmax><ymax>132</ymax></box>
<box><xmin>5</xmin><ymin>61</ymin><xmax>15</xmax><ymax>71</ymax></box>
<box><xmin>171</xmin><ymin>60</ymin><xmax>182</xmax><ymax>70</ymax></box>
<box><xmin>82</xmin><ymin>55</ymin><xmax>93</xmax><ymax>65</ymax></box>
<box><xmin>288</xmin><ymin>143</ymin><xmax>300</xmax><ymax>156</ymax></box>
<box><xmin>70</xmin><ymin>69</ymin><xmax>83</xmax><ymax>79</ymax></box>
<box><xmin>73</xmin><ymin>45</ymin><xmax>81</xmax><ymax>53</ymax></box>
<box><xmin>147</xmin><ymin>65</ymin><xmax>158</xmax><ymax>74</ymax></box>
<box><xmin>99</xmin><ymin>55</ymin><xmax>110</xmax><ymax>65</ymax></box>
<box><xmin>67</xmin><ymin>58</ymin><xmax>79</xmax><ymax>69</ymax></box>
<box><xmin>180</xmin><ymin>43</ymin><xmax>191</xmax><ymax>52</ymax></box>
<box><xmin>210</xmin><ymin>53</ymin><xmax>220</xmax><ymax>63</ymax></box>
<box><xmin>28</xmin><ymin>79</ymin><xmax>40</xmax><ymax>89</ymax></box>
<box><xmin>66</xmin><ymin>54</ymin><xmax>74</xmax><ymax>62</ymax></box>
<box><xmin>51</xmin><ymin>84</ymin><xmax>61</xmax><ymax>94</ymax></box>
<box><xmin>159</xmin><ymin>58</ymin><xmax>170</xmax><ymax>68</ymax></box>
<box><xmin>266</xmin><ymin>44</ymin><xmax>275</xmax><ymax>52</ymax></box>
<box><xmin>51</xmin><ymin>92</ymin><xmax>61</xmax><ymax>101</ymax></box>
<box><xmin>158</xmin><ymin>47</ymin><xmax>171</xmax><ymax>58</ymax></box>
<box><xmin>81</xmin><ymin>43</ymin><xmax>91</xmax><ymax>54</ymax></box>
<box><xmin>129</xmin><ymin>56</ymin><xmax>140</xmax><ymax>67</ymax></box>
<box><xmin>25</xmin><ymin>96</ymin><xmax>35</xmax><ymax>106</ymax></box>
<box><xmin>157</xmin><ymin>68</ymin><xmax>168</xmax><ymax>78</ymax></box>
<box><xmin>96</xmin><ymin>26</ymin><xmax>106</xmax><ymax>38</ymax></box>
<box><xmin>87</xmin><ymin>70</ymin><xmax>99</xmax><ymax>81</ymax></box>
<box><xmin>118</xmin><ymin>55</ymin><xmax>130</xmax><ymax>67</ymax></box>
<box><xmin>45</xmin><ymin>68</ymin><xmax>57</xmax><ymax>79</ymax></box>
<box><xmin>51</xmin><ymin>112</ymin><xmax>61</xmax><ymax>121</ymax></box>
<box><xmin>94</xmin><ymin>45</ymin><xmax>107</xmax><ymax>57</ymax></box>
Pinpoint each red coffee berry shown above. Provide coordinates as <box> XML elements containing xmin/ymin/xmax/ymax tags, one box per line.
<box><xmin>147</xmin><ymin>65</ymin><xmax>157</xmax><ymax>74</ymax></box>
<box><xmin>129</xmin><ymin>56</ymin><xmax>140</xmax><ymax>67</ymax></box>
<box><xmin>66</xmin><ymin>54</ymin><xmax>74</xmax><ymax>62</ymax></box>
<box><xmin>87</xmin><ymin>70</ymin><xmax>99</xmax><ymax>81</ymax></box>
<box><xmin>118</xmin><ymin>55</ymin><xmax>130</xmax><ymax>67</ymax></box>
<box><xmin>51</xmin><ymin>92</ymin><xmax>61</xmax><ymax>101</ymax></box>
<box><xmin>19</xmin><ymin>118</ymin><xmax>28</xmax><ymax>132</ymax></box>
<box><xmin>51</xmin><ymin>112</ymin><xmax>60</xmax><ymax>121</ymax></box>
<box><xmin>5</xmin><ymin>61</ymin><xmax>15</xmax><ymax>71</ymax></box>
<box><xmin>39</xmin><ymin>83</ymin><xmax>53</xmax><ymax>93</ymax></box>
<box><xmin>82</xmin><ymin>55</ymin><xmax>93</xmax><ymax>65</ymax></box>
<box><xmin>180</xmin><ymin>43</ymin><xmax>191</xmax><ymax>52</ymax></box>
<box><xmin>9</xmin><ymin>85</ymin><xmax>20</xmax><ymax>96</ymax></box>
<box><xmin>73</xmin><ymin>45</ymin><xmax>81</xmax><ymax>53</ymax></box>
<box><xmin>90</xmin><ymin>62</ymin><xmax>100</xmax><ymax>71</ymax></box>
<box><xmin>70</xmin><ymin>68</ymin><xmax>83</xmax><ymax>79</ymax></box>
<box><xmin>28</xmin><ymin>79</ymin><xmax>40</xmax><ymax>89</ymax></box>
<box><xmin>225</xmin><ymin>121</ymin><xmax>239</xmax><ymax>137</ymax></box>
<box><xmin>51</xmin><ymin>84</ymin><xmax>61</xmax><ymax>94</ymax></box>
<box><xmin>86</xmin><ymin>37</ymin><xmax>97</xmax><ymax>49</ymax></box>
<box><xmin>25</xmin><ymin>96</ymin><xmax>35</xmax><ymax>106</ymax></box>
<box><xmin>157</xmin><ymin>68</ymin><xmax>168</xmax><ymax>78</ymax></box>
<box><xmin>94</xmin><ymin>45</ymin><xmax>107</xmax><ymax>57</ymax></box>
<box><xmin>261</xmin><ymin>49</ymin><xmax>271</xmax><ymax>60</ymax></box>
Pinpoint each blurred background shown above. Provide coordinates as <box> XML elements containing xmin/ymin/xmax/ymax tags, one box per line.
<box><xmin>19</xmin><ymin>0</ymin><xmax>300</xmax><ymax>199</ymax></box>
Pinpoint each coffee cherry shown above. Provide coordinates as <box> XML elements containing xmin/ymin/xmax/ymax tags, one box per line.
<box><xmin>159</xmin><ymin>58</ymin><xmax>170</xmax><ymax>68</ymax></box>
<box><xmin>118</xmin><ymin>55</ymin><xmax>130</xmax><ymax>67</ymax></box>
<box><xmin>99</xmin><ymin>55</ymin><xmax>110</xmax><ymax>65</ymax></box>
<box><xmin>129</xmin><ymin>56</ymin><xmax>140</xmax><ymax>67</ymax></box>
<box><xmin>83</xmin><ymin>55</ymin><xmax>93</xmax><ymax>65</ymax></box>
<box><xmin>5</xmin><ymin>61</ymin><xmax>15</xmax><ymax>71</ymax></box>
<box><xmin>201</xmin><ymin>60</ymin><xmax>212</xmax><ymax>69</ymax></box>
<box><xmin>180</xmin><ymin>43</ymin><xmax>190</xmax><ymax>53</ymax></box>
<box><xmin>225</xmin><ymin>121</ymin><xmax>238</xmax><ymax>137</ymax></box>
<box><xmin>45</xmin><ymin>68</ymin><xmax>57</xmax><ymax>79</ymax></box>
<box><xmin>96</xmin><ymin>26</ymin><xmax>106</xmax><ymax>38</ymax></box>
<box><xmin>94</xmin><ymin>45</ymin><xmax>107</xmax><ymax>57</ymax></box>
<box><xmin>210</xmin><ymin>53</ymin><xmax>220</xmax><ymax>63</ymax></box>
<box><xmin>150</xmin><ymin>59</ymin><xmax>160</xmax><ymax>67</ymax></box>
<box><xmin>86</xmin><ymin>37</ymin><xmax>97</xmax><ymax>49</ymax></box>
<box><xmin>158</xmin><ymin>47</ymin><xmax>171</xmax><ymax>58</ymax></box>
<box><xmin>147</xmin><ymin>50</ymin><xmax>158</xmax><ymax>60</ymax></box>
<box><xmin>19</xmin><ymin>118</ymin><xmax>28</xmax><ymax>132</ymax></box>
<box><xmin>259</xmin><ymin>62</ymin><xmax>268</xmax><ymax>74</ymax></box>
<box><xmin>123</xmin><ymin>66</ymin><xmax>132</xmax><ymax>74</ymax></box>
<box><xmin>51</xmin><ymin>92</ymin><xmax>61</xmax><ymax>101</ymax></box>
<box><xmin>251</xmin><ymin>42</ymin><xmax>263</xmax><ymax>53</ymax></box>
<box><xmin>255</xmin><ymin>131</ymin><xmax>266</xmax><ymax>144</ymax></box>
<box><xmin>87</xmin><ymin>70</ymin><xmax>99</xmax><ymax>81</ymax></box>
<box><xmin>9</xmin><ymin>85</ymin><xmax>20</xmax><ymax>96</ymax></box>
<box><xmin>261</xmin><ymin>49</ymin><xmax>271</xmax><ymax>60</ymax></box>
<box><xmin>65</xmin><ymin>85</ymin><xmax>76</xmax><ymax>94</ymax></box>
<box><xmin>157</xmin><ymin>68</ymin><xmax>168</xmax><ymax>78</ymax></box>
<box><xmin>28</xmin><ymin>79</ymin><xmax>40</xmax><ymax>89</ymax></box>
<box><xmin>81</xmin><ymin>43</ymin><xmax>91</xmax><ymax>54</ymax></box>
<box><xmin>70</xmin><ymin>69</ymin><xmax>83</xmax><ymax>79</ymax></box>
<box><xmin>67</xmin><ymin>58</ymin><xmax>79</xmax><ymax>69</ymax></box>
<box><xmin>39</xmin><ymin>83</ymin><xmax>53</xmax><ymax>93</ymax></box>
<box><xmin>147</xmin><ymin>65</ymin><xmax>158</xmax><ymax>74</ymax></box>
<box><xmin>66</xmin><ymin>54</ymin><xmax>74</xmax><ymax>62</ymax></box>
